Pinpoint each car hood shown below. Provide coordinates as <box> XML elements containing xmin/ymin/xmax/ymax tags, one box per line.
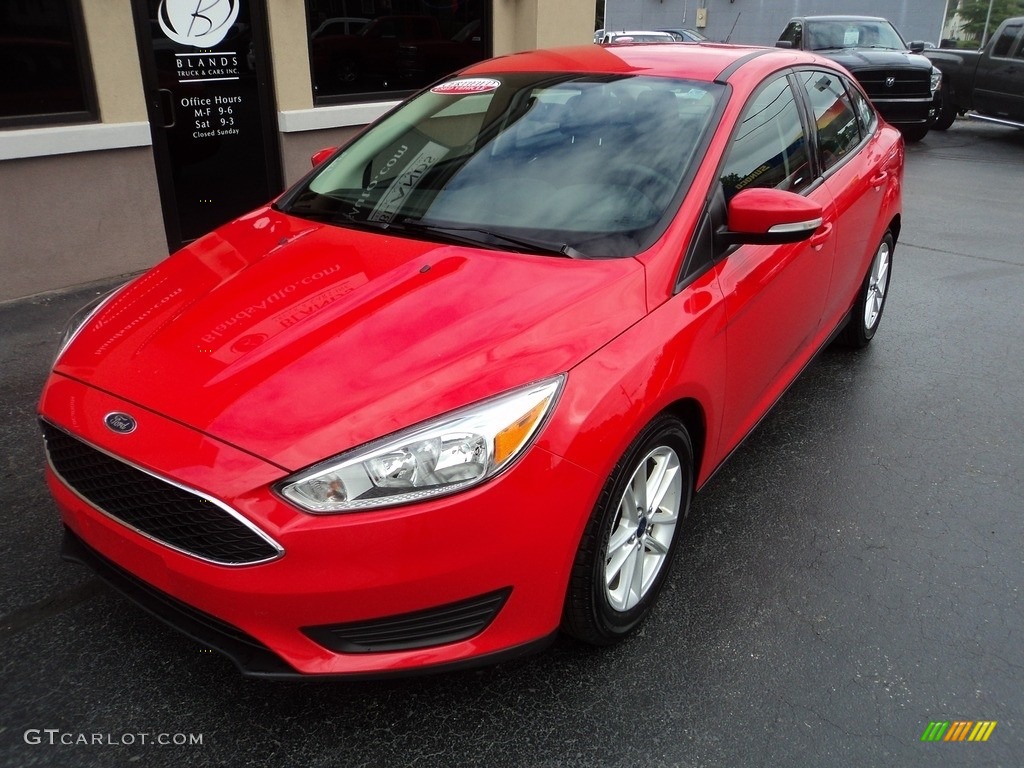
<box><xmin>821</xmin><ymin>49</ymin><xmax>934</xmax><ymax>72</ymax></box>
<box><xmin>54</xmin><ymin>208</ymin><xmax>646</xmax><ymax>470</ymax></box>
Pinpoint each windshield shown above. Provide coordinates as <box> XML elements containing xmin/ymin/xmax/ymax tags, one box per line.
<box><xmin>806</xmin><ymin>20</ymin><xmax>907</xmax><ymax>51</ymax></box>
<box><xmin>282</xmin><ymin>72</ymin><xmax>723</xmax><ymax>257</ymax></box>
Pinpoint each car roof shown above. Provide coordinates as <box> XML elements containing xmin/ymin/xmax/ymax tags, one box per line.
<box><xmin>797</xmin><ymin>16</ymin><xmax>889</xmax><ymax>22</ymax></box>
<box><xmin>462</xmin><ymin>43</ymin><xmax>832</xmax><ymax>84</ymax></box>
<box><xmin>606</xmin><ymin>30</ymin><xmax>674</xmax><ymax>36</ymax></box>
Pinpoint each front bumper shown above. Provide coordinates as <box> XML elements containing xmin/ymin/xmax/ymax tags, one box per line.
<box><xmin>873</xmin><ymin>97</ymin><xmax>935</xmax><ymax>126</ymax></box>
<box><xmin>40</xmin><ymin>374</ymin><xmax>598</xmax><ymax>676</ymax></box>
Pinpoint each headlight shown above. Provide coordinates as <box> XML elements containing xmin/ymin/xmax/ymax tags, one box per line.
<box><xmin>930</xmin><ymin>66</ymin><xmax>942</xmax><ymax>96</ymax></box>
<box><xmin>54</xmin><ymin>284</ymin><xmax>126</xmax><ymax>363</ymax></box>
<box><xmin>278</xmin><ymin>375</ymin><xmax>565</xmax><ymax>513</ymax></box>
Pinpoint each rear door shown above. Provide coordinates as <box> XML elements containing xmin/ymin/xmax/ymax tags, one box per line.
<box><xmin>975</xmin><ymin>21</ymin><xmax>1024</xmax><ymax>120</ymax></box>
<box><xmin>793</xmin><ymin>69</ymin><xmax>894</xmax><ymax>331</ymax></box>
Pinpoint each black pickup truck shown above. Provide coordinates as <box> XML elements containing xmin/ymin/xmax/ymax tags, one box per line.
<box><xmin>928</xmin><ymin>17</ymin><xmax>1024</xmax><ymax>130</ymax></box>
<box><xmin>777</xmin><ymin>15</ymin><xmax>941</xmax><ymax>141</ymax></box>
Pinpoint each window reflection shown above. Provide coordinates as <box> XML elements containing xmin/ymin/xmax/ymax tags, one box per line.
<box><xmin>797</xmin><ymin>71</ymin><xmax>861</xmax><ymax>172</ymax></box>
<box><xmin>0</xmin><ymin>0</ymin><xmax>94</xmax><ymax>125</ymax></box>
<box><xmin>306</xmin><ymin>0</ymin><xmax>489</xmax><ymax>103</ymax></box>
<box><xmin>720</xmin><ymin>76</ymin><xmax>811</xmax><ymax>201</ymax></box>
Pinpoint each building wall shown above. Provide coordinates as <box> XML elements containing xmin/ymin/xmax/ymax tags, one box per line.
<box><xmin>0</xmin><ymin>2</ymin><xmax>164</xmax><ymax>303</ymax></box>
<box><xmin>604</xmin><ymin>0</ymin><xmax>947</xmax><ymax>47</ymax></box>
<box><xmin>0</xmin><ymin>0</ymin><xmax>595</xmax><ymax>303</ymax></box>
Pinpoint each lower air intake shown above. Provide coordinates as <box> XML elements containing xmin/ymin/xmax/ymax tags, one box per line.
<box><xmin>303</xmin><ymin>589</ymin><xmax>512</xmax><ymax>653</ymax></box>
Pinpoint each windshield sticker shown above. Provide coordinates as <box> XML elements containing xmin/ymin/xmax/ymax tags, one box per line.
<box><xmin>431</xmin><ymin>78</ymin><xmax>501</xmax><ymax>96</ymax></box>
<box><xmin>844</xmin><ymin>29</ymin><xmax>859</xmax><ymax>46</ymax></box>
<box><xmin>368</xmin><ymin>141</ymin><xmax>449</xmax><ymax>224</ymax></box>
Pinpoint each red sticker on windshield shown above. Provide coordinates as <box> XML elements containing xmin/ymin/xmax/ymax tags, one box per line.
<box><xmin>431</xmin><ymin>78</ymin><xmax>501</xmax><ymax>95</ymax></box>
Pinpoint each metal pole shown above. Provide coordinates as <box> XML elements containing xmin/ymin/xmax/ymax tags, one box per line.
<box><xmin>981</xmin><ymin>0</ymin><xmax>995</xmax><ymax>48</ymax></box>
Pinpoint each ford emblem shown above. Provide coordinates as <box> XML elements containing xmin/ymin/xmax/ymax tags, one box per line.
<box><xmin>104</xmin><ymin>412</ymin><xmax>137</xmax><ymax>434</ymax></box>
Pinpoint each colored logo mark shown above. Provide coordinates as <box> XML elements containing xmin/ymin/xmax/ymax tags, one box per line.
<box><xmin>921</xmin><ymin>721</ymin><xmax>997</xmax><ymax>742</ymax></box>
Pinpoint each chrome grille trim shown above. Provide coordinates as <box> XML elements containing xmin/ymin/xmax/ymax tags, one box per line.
<box><xmin>42</xmin><ymin>419</ymin><xmax>284</xmax><ymax>567</ymax></box>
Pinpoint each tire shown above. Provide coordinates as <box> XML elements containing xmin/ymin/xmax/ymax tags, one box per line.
<box><xmin>837</xmin><ymin>231</ymin><xmax>894</xmax><ymax>349</ymax></box>
<box><xmin>562</xmin><ymin>414</ymin><xmax>693</xmax><ymax>645</ymax></box>
<box><xmin>899</xmin><ymin>123</ymin><xmax>929</xmax><ymax>142</ymax></box>
<box><xmin>932</xmin><ymin>86</ymin><xmax>957</xmax><ymax>131</ymax></box>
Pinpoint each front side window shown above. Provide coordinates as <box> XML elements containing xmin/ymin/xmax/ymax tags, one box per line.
<box><xmin>797</xmin><ymin>70</ymin><xmax>861</xmax><ymax>172</ymax></box>
<box><xmin>282</xmin><ymin>73</ymin><xmax>723</xmax><ymax>257</ymax></box>
<box><xmin>0</xmin><ymin>0</ymin><xmax>96</xmax><ymax>126</ymax></box>
<box><xmin>779</xmin><ymin>21</ymin><xmax>803</xmax><ymax>48</ymax></box>
<box><xmin>306</xmin><ymin>0</ymin><xmax>490</xmax><ymax>104</ymax></box>
<box><xmin>719</xmin><ymin>74</ymin><xmax>812</xmax><ymax>201</ymax></box>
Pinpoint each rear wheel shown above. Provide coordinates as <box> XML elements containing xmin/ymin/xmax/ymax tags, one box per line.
<box><xmin>837</xmin><ymin>231</ymin><xmax>894</xmax><ymax>348</ymax></box>
<box><xmin>562</xmin><ymin>415</ymin><xmax>693</xmax><ymax>645</ymax></box>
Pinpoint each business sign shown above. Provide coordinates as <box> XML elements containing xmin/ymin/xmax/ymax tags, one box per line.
<box><xmin>136</xmin><ymin>0</ymin><xmax>281</xmax><ymax>247</ymax></box>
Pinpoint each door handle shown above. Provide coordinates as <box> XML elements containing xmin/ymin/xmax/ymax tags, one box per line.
<box><xmin>156</xmin><ymin>89</ymin><xmax>176</xmax><ymax>129</ymax></box>
<box><xmin>869</xmin><ymin>170</ymin><xmax>888</xmax><ymax>189</ymax></box>
<box><xmin>809</xmin><ymin>221</ymin><xmax>833</xmax><ymax>251</ymax></box>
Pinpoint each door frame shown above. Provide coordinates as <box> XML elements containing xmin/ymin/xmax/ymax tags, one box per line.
<box><xmin>130</xmin><ymin>0</ymin><xmax>284</xmax><ymax>252</ymax></box>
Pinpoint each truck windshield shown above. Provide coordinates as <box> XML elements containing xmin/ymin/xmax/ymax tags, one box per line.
<box><xmin>282</xmin><ymin>72</ymin><xmax>723</xmax><ymax>257</ymax></box>
<box><xmin>807</xmin><ymin>20</ymin><xmax>907</xmax><ymax>51</ymax></box>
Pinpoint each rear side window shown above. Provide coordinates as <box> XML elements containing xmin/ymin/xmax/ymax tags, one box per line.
<box><xmin>844</xmin><ymin>76</ymin><xmax>877</xmax><ymax>136</ymax></box>
<box><xmin>797</xmin><ymin>70</ymin><xmax>861</xmax><ymax>172</ymax></box>
<box><xmin>992</xmin><ymin>24</ymin><xmax>1021</xmax><ymax>57</ymax></box>
<box><xmin>719</xmin><ymin>74</ymin><xmax>812</xmax><ymax>201</ymax></box>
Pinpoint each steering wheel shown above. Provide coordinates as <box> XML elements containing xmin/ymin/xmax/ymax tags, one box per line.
<box><xmin>605</xmin><ymin>164</ymin><xmax>678</xmax><ymax>205</ymax></box>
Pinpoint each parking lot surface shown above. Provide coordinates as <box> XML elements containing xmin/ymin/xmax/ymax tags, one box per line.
<box><xmin>1</xmin><ymin>120</ymin><xmax>1022</xmax><ymax>767</ymax></box>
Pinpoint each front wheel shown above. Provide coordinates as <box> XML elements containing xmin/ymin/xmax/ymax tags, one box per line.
<box><xmin>900</xmin><ymin>123</ymin><xmax>929</xmax><ymax>142</ymax></box>
<box><xmin>562</xmin><ymin>415</ymin><xmax>693</xmax><ymax>645</ymax></box>
<box><xmin>932</xmin><ymin>86</ymin><xmax>957</xmax><ymax>131</ymax></box>
<box><xmin>837</xmin><ymin>231</ymin><xmax>894</xmax><ymax>348</ymax></box>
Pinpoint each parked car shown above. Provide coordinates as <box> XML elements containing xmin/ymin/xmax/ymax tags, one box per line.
<box><xmin>598</xmin><ymin>30</ymin><xmax>676</xmax><ymax>44</ymax></box>
<box><xmin>928</xmin><ymin>17</ymin><xmax>1024</xmax><ymax>130</ymax></box>
<box><xmin>42</xmin><ymin>43</ymin><xmax>903</xmax><ymax>678</ymax></box>
<box><xmin>777</xmin><ymin>15</ymin><xmax>941</xmax><ymax>141</ymax></box>
<box><xmin>310</xmin><ymin>16</ymin><xmax>368</xmax><ymax>38</ymax></box>
<box><xmin>657</xmin><ymin>27</ymin><xmax>708</xmax><ymax>43</ymax></box>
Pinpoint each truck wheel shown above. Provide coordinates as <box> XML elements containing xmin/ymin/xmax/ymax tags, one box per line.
<box><xmin>900</xmin><ymin>124</ymin><xmax>929</xmax><ymax>142</ymax></box>
<box><xmin>932</xmin><ymin>87</ymin><xmax>957</xmax><ymax>131</ymax></box>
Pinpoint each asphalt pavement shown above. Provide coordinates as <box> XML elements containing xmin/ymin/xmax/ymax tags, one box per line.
<box><xmin>1</xmin><ymin>120</ymin><xmax>1022</xmax><ymax>767</ymax></box>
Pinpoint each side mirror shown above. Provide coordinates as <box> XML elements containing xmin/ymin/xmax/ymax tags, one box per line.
<box><xmin>716</xmin><ymin>188</ymin><xmax>823</xmax><ymax>247</ymax></box>
<box><xmin>908</xmin><ymin>40</ymin><xmax>926</xmax><ymax>53</ymax></box>
<box><xmin>310</xmin><ymin>147</ymin><xmax>337</xmax><ymax>167</ymax></box>
<box><xmin>774</xmin><ymin>40</ymin><xmax>793</xmax><ymax>49</ymax></box>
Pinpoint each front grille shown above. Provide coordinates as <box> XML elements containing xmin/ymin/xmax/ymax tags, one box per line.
<box><xmin>43</xmin><ymin>422</ymin><xmax>281</xmax><ymax>566</ymax></box>
<box><xmin>856</xmin><ymin>69</ymin><xmax>931</xmax><ymax>99</ymax></box>
<box><xmin>303</xmin><ymin>589</ymin><xmax>511</xmax><ymax>653</ymax></box>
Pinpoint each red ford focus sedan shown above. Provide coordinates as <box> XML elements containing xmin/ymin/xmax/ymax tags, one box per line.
<box><xmin>40</xmin><ymin>43</ymin><xmax>902</xmax><ymax>678</ymax></box>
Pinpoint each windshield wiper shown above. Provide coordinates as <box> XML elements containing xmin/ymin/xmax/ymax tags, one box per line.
<box><xmin>396</xmin><ymin>221</ymin><xmax>585</xmax><ymax>258</ymax></box>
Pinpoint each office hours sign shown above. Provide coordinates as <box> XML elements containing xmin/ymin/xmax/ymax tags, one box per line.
<box><xmin>135</xmin><ymin>0</ymin><xmax>282</xmax><ymax>248</ymax></box>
